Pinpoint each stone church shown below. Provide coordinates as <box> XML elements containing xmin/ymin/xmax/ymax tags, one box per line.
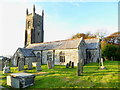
<box><xmin>12</xmin><ymin>5</ymin><xmax>101</xmax><ymax>66</ymax></box>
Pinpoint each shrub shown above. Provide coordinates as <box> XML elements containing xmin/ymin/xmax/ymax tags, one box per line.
<box><xmin>102</xmin><ymin>44</ymin><xmax>120</xmax><ymax>61</ymax></box>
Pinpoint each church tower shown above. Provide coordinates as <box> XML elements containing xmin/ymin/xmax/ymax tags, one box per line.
<box><xmin>25</xmin><ymin>5</ymin><xmax>44</xmax><ymax>47</ymax></box>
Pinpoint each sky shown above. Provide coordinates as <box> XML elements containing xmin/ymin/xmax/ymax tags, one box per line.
<box><xmin>0</xmin><ymin>0</ymin><xmax>118</xmax><ymax>56</ymax></box>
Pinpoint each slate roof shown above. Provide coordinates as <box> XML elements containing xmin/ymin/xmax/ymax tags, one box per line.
<box><xmin>18</xmin><ymin>48</ymin><xmax>35</xmax><ymax>57</ymax></box>
<box><xmin>26</xmin><ymin>38</ymin><xmax>83</xmax><ymax>50</ymax></box>
<box><xmin>85</xmin><ymin>38</ymin><xmax>99</xmax><ymax>49</ymax></box>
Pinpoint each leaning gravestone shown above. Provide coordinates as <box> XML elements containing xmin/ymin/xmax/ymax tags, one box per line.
<box><xmin>28</xmin><ymin>59</ymin><xmax>32</xmax><ymax>70</ymax></box>
<box><xmin>18</xmin><ymin>60</ymin><xmax>24</xmax><ymax>71</ymax></box>
<box><xmin>71</xmin><ymin>62</ymin><xmax>74</xmax><ymax>68</ymax></box>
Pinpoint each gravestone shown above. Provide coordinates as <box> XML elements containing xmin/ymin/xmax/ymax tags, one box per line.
<box><xmin>80</xmin><ymin>59</ymin><xmax>83</xmax><ymax>73</ymax></box>
<box><xmin>0</xmin><ymin>58</ymin><xmax>4</xmax><ymax>71</ymax></box>
<box><xmin>66</xmin><ymin>63</ymin><xmax>69</xmax><ymax>68</ymax></box>
<box><xmin>3</xmin><ymin>61</ymin><xmax>10</xmax><ymax>74</ymax></box>
<box><xmin>36</xmin><ymin>57</ymin><xmax>42</xmax><ymax>71</ymax></box>
<box><xmin>18</xmin><ymin>60</ymin><xmax>24</xmax><ymax>71</ymax></box>
<box><xmin>69</xmin><ymin>61</ymin><xmax>72</xmax><ymax>67</ymax></box>
<box><xmin>77</xmin><ymin>62</ymin><xmax>81</xmax><ymax>76</ymax></box>
<box><xmin>28</xmin><ymin>59</ymin><xmax>32</xmax><ymax>70</ymax></box>
<box><xmin>77</xmin><ymin>59</ymin><xmax>83</xmax><ymax>76</ymax></box>
<box><xmin>71</xmin><ymin>62</ymin><xmax>74</xmax><ymax>68</ymax></box>
<box><xmin>36</xmin><ymin>62</ymin><xmax>42</xmax><ymax>71</ymax></box>
<box><xmin>100</xmin><ymin>58</ymin><xmax>106</xmax><ymax>70</ymax></box>
<box><xmin>47</xmin><ymin>60</ymin><xmax>52</xmax><ymax>69</ymax></box>
<box><xmin>3</xmin><ymin>65</ymin><xmax>10</xmax><ymax>74</ymax></box>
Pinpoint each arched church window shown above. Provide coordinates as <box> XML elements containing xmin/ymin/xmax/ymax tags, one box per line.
<box><xmin>59</xmin><ymin>51</ymin><xmax>65</xmax><ymax>62</ymax></box>
<box><xmin>47</xmin><ymin>52</ymin><xmax>52</xmax><ymax>61</ymax></box>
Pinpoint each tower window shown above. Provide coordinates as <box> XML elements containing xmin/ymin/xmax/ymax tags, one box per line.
<box><xmin>59</xmin><ymin>51</ymin><xmax>65</xmax><ymax>62</ymax></box>
<box><xmin>28</xmin><ymin>21</ymin><xmax>31</xmax><ymax>28</ymax></box>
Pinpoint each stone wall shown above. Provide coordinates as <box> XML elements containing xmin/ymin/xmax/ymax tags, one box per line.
<box><xmin>34</xmin><ymin>49</ymin><xmax>79</xmax><ymax>66</ymax></box>
<box><xmin>54</xmin><ymin>49</ymin><xmax>78</xmax><ymax>66</ymax></box>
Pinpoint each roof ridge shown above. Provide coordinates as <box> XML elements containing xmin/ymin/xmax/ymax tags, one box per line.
<box><xmin>29</xmin><ymin>38</ymin><xmax>82</xmax><ymax>45</ymax></box>
<box><xmin>85</xmin><ymin>38</ymin><xmax>99</xmax><ymax>40</ymax></box>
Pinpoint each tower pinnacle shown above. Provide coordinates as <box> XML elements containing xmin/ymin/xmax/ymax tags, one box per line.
<box><xmin>33</xmin><ymin>4</ymin><xmax>35</xmax><ymax>14</ymax></box>
<box><xmin>26</xmin><ymin>8</ymin><xmax>28</xmax><ymax>15</ymax></box>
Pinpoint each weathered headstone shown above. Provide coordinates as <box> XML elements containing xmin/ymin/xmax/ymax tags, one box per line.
<box><xmin>47</xmin><ymin>60</ymin><xmax>52</xmax><ymax>69</ymax></box>
<box><xmin>28</xmin><ymin>59</ymin><xmax>32</xmax><ymax>70</ymax></box>
<box><xmin>77</xmin><ymin>62</ymin><xmax>81</xmax><ymax>76</ymax></box>
<box><xmin>36</xmin><ymin>62</ymin><xmax>42</xmax><ymax>71</ymax></box>
<box><xmin>69</xmin><ymin>61</ymin><xmax>72</xmax><ymax>67</ymax></box>
<box><xmin>3</xmin><ymin>60</ymin><xmax>10</xmax><ymax>74</ymax></box>
<box><xmin>18</xmin><ymin>60</ymin><xmax>24</xmax><ymax>71</ymax></box>
<box><xmin>36</xmin><ymin>57</ymin><xmax>42</xmax><ymax>71</ymax></box>
<box><xmin>3</xmin><ymin>65</ymin><xmax>10</xmax><ymax>74</ymax></box>
<box><xmin>80</xmin><ymin>59</ymin><xmax>83</xmax><ymax>73</ymax></box>
<box><xmin>71</xmin><ymin>62</ymin><xmax>74</xmax><ymax>68</ymax></box>
<box><xmin>66</xmin><ymin>63</ymin><xmax>69</xmax><ymax>68</ymax></box>
<box><xmin>0</xmin><ymin>59</ymin><xmax>4</xmax><ymax>71</ymax></box>
<box><xmin>77</xmin><ymin>59</ymin><xmax>84</xmax><ymax>76</ymax></box>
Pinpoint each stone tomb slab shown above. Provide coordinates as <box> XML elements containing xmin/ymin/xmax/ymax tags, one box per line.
<box><xmin>7</xmin><ymin>73</ymin><xmax>35</xmax><ymax>88</ymax></box>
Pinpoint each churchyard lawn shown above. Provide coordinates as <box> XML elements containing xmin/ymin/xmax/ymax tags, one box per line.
<box><xmin>0</xmin><ymin>61</ymin><xmax>119</xmax><ymax>88</ymax></box>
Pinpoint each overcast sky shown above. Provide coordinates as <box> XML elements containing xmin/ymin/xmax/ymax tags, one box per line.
<box><xmin>0</xmin><ymin>0</ymin><xmax>118</xmax><ymax>56</ymax></box>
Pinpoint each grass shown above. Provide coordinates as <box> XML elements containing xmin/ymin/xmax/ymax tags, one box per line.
<box><xmin>0</xmin><ymin>61</ymin><xmax>119</xmax><ymax>89</ymax></box>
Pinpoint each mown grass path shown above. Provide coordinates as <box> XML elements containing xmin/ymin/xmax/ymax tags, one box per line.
<box><xmin>0</xmin><ymin>61</ymin><xmax>119</xmax><ymax>88</ymax></box>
